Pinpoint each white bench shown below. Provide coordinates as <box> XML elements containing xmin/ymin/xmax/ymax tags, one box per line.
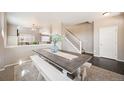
<box><xmin>30</xmin><ymin>55</ymin><xmax>72</xmax><ymax>81</ymax></box>
<box><xmin>81</xmin><ymin>62</ymin><xmax>92</xmax><ymax>80</ymax></box>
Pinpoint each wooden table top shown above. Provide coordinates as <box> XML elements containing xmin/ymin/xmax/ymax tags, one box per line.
<box><xmin>33</xmin><ymin>49</ymin><xmax>92</xmax><ymax>74</ymax></box>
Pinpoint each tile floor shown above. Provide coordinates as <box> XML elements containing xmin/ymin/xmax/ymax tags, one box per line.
<box><xmin>14</xmin><ymin>62</ymin><xmax>45</xmax><ymax>81</ymax></box>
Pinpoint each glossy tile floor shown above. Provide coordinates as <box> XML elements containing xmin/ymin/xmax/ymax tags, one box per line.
<box><xmin>0</xmin><ymin>61</ymin><xmax>124</xmax><ymax>81</ymax></box>
<box><xmin>0</xmin><ymin>65</ymin><xmax>14</xmax><ymax>81</ymax></box>
<box><xmin>14</xmin><ymin>62</ymin><xmax>45</xmax><ymax>81</ymax></box>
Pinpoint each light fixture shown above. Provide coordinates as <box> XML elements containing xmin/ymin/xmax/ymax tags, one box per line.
<box><xmin>32</xmin><ymin>24</ymin><xmax>36</xmax><ymax>31</ymax></box>
<box><xmin>32</xmin><ymin>24</ymin><xmax>41</xmax><ymax>31</ymax></box>
<box><xmin>102</xmin><ymin>12</ymin><xmax>110</xmax><ymax>16</ymax></box>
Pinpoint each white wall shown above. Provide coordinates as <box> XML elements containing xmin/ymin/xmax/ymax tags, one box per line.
<box><xmin>94</xmin><ymin>14</ymin><xmax>124</xmax><ymax>61</ymax></box>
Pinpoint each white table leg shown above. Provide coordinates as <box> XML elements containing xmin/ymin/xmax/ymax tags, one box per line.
<box><xmin>82</xmin><ymin>67</ymin><xmax>87</xmax><ymax>81</ymax></box>
<box><xmin>36</xmin><ymin>72</ymin><xmax>44</xmax><ymax>81</ymax></box>
<box><xmin>62</xmin><ymin>70</ymin><xmax>68</xmax><ymax>76</ymax></box>
<box><xmin>73</xmin><ymin>68</ymin><xmax>81</xmax><ymax>81</ymax></box>
<box><xmin>77</xmin><ymin>67</ymin><xmax>81</xmax><ymax>80</ymax></box>
<box><xmin>36</xmin><ymin>72</ymin><xmax>40</xmax><ymax>80</ymax></box>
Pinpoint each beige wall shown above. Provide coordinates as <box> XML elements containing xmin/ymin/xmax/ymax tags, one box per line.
<box><xmin>0</xmin><ymin>34</ymin><xmax>5</xmax><ymax>68</ymax></box>
<box><xmin>94</xmin><ymin>14</ymin><xmax>124</xmax><ymax>61</ymax></box>
<box><xmin>0</xmin><ymin>13</ymin><xmax>5</xmax><ymax>68</ymax></box>
<box><xmin>62</xmin><ymin>38</ymin><xmax>78</xmax><ymax>53</ymax></box>
<box><xmin>51</xmin><ymin>21</ymin><xmax>62</xmax><ymax>49</ymax></box>
<box><xmin>62</xmin><ymin>23</ymin><xmax>93</xmax><ymax>53</ymax></box>
<box><xmin>4</xmin><ymin>45</ymin><xmax>51</xmax><ymax>66</ymax></box>
<box><xmin>7</xmin><ymin>24</ymin><xmax>17</xmax><ymax>36</ymax></box>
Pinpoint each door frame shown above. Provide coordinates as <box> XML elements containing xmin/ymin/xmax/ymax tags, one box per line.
<box><xmin>99</xmin><ymin>25</ymin><xmax>118</xmax><ymax>60</ymax></box>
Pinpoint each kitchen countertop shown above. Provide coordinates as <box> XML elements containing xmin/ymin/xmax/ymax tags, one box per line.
<box><xmin>5</xmin><ymin>44</ymin><xmax>52</xmax><ymax>48</ymax></box>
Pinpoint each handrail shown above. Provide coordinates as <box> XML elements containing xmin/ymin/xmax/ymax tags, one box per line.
<box><xmin>63</xmin><ymin>25</ymin><xmax>83</xmax><ymax>54</ymax></box>
<box><xmin>63</xmin><ymin>25</ymin><xmax>80</xmax><ymax>41</ymax></box>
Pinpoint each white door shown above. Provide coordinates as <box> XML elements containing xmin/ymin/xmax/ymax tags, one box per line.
<box><xmin>99</xmin><ymin>26</ymin><xmax>117</xmax><ymax>59</ymax></box>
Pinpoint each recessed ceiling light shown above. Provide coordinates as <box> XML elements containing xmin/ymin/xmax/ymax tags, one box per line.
<box><xmin>102</xmin><ymin>12</ymin><xmax>110</xmax><ymax>16</ymax></box>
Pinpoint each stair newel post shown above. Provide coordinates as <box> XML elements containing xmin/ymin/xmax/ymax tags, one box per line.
<box><xmin>79</xmin><ymin>41</ymin><xmax>82</xmax><ymax>54</ymax></box>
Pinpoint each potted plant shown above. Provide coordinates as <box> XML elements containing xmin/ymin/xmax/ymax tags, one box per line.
<box><xmin>51</xmin><ymin>34</ymin><xmax>63</xmax><ymax>53</ymax></box>
<box><xmin>32</xmin><ymin>41</ymin><xmax>39</xmax><ymax>45</ymax></box>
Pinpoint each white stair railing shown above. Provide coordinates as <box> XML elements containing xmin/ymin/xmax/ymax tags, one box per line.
<box><xmin>63</xmin><ymin>25</ymin><xmax>83</xmax><ymax>54</ymax></box>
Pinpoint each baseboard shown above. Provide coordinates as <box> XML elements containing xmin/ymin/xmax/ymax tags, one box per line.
<box><xmin>0</xmin><ymin>63</ymin><xmax>18</xmax><ymax>72</ymax></box>
<box><xmin>93</xmin><ymin>55</ymin><xmax>124</xmax><ymax>62</ymax></box>
<box><xmin>0</xmin><ymin>68</ymin><xmax>5</xmax><ymax>71</ymax></box>
<box><xmin>84</xmin><ymin>52</ymin><xmax>94</xmax><ymax>56</ymax></box>
<box><xmin>4</xmin><ymin>63</ymin><xmax>19</xmax><ymax>68</ymax></box>
<box><xmin>94</xmin><ymin>55</ymin><xmax>100</xmax><ymax>57</ymax></box>
<box><xmin>117</xmin><ymin>59</ymin><xmax>124</xmax><ymax>62</ymax></box>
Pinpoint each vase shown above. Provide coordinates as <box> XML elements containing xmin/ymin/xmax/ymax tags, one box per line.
<box><xmin>51</xmin><ymin>43</ymin><xmax>59</xmax><ymax>53</ymax></box>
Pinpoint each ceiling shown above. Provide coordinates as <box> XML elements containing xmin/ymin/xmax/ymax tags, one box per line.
<box><xmin>6</xmin><ymin>12</ymin><xmax>120</xmax><ymax>26</ymax></box>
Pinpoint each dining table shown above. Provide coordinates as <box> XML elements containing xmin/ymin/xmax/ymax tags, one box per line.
<box><xmin>33</xmin><ymin>48</ymin><xmax>92</xmax><ymax>79</ymax></box>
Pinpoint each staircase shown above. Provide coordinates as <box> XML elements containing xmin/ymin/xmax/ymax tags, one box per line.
<box><xmin>63</xmin><ymin>25</ymin><xmax>85</xmax><ymax>54</ymax></box>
